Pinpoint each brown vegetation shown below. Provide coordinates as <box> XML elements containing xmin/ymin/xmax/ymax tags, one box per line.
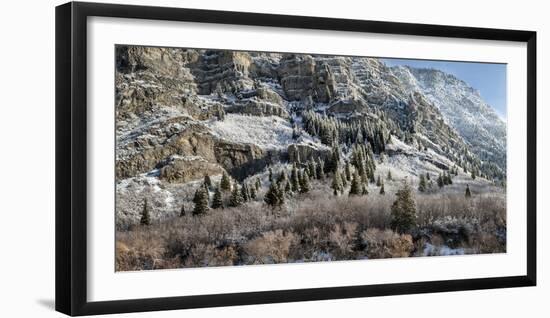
<box><xmin>116</xmin><ymin>190</ymin><xmax>506</xmax><ymax>271</ymax></box>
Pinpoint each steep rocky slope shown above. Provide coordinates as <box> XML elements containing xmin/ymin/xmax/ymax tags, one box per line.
<box><xmin>390</xmin><ymin>66</ymin><xmax>506</xmax><ymax>177</ymax></box>
<box><xmin>115</xmin><ymin>46</ymin><xmax>505</xmax><ymax>228</ymax></box>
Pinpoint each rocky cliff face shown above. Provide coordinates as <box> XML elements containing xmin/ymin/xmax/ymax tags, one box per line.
<box><xmin>391</xmin><ymin>66</ymin><xmax>506</xmax><ymax>176</ymax></box>
<box><xmin>115</xmin><ymin>45</ymin><xmax>505</xmax><ymax>227</ymax></box>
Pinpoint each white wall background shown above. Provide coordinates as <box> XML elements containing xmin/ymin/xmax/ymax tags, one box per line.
<box><xmin>0</xmin><ymin>0</ymin><xmax>546</xmax><ymax>316</ymax></box>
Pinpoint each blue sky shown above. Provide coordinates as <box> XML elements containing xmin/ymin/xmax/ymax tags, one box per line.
<box><xmin>381</xmin><ymin>58</ymin><xmax>507</xmax><ymax>120</ymax></box>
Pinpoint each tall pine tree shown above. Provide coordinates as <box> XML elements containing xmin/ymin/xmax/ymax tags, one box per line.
<box><xmin>290</xmin><ymin>164</ymin><xmax>300</xmax><ymax>192</ymax></box>
<box><xmin>264</xmin><ymin>182</ymin><xmax>284</xmax><ymax>208</ymax></box>
<box><xmin>349</xmin><ymin>172</ymin><xmax>361</xmax><ymax>196</ymax></box>
<box><xmin>229</xmin><ymin>183</ymin><xmax>244</xmax><ymax>207</ymax></box>
<box><xmin>192</xmin><ymin>187</ymin><xmax>209</xmax><ymax>216</ymax></box>
<box><xmin>211</xmin><ymin>186</ymin><xmax>224</xmax><ymax>209</ymax></box>
<box><xmin>140</xmin><ymin>198</ymin><xmax>151</xmax><ymax>225</ymax></box>
<box><xmin>220</xmin><ymin>172</ymin><xmax>231</xmax><ymax>191</ymax></box>
<box><xmin>309</xmin><ymin>159</ymin><xmax>318</xmax><ymax>179</ymax></box>
<box><xmin>250</xmin><ymin>184</ymin><xmax>257</xmax><ymax>199</ymax></box>
<box><xmin>437</xmin><ymin>173</ymin><xmax>444</xmax><ymax>188</ymax></box>
<box><xmin>344</xmin><ymin>161</ymin><xmax>352</xmax><ymax>181</ymax></box>
<box><xmin>332</xmin><ymin>170</ymin><xmax>343</xmax><ymax>195</ymax></box>
<box><xmin>418</xmin><ymin>174</ymin><xmax>427</xmax><ymax>192</ymax></box>
<box><xmin>203</xmin><ymin>174</ymin><xmax>212</xmax><ymax>189</ymax></box>
<box><xmin>299</xmin><ymin>170</ymin><xmax>311</xmax><ymax>193</ymax></box>
<box><xmin>241</xmin><ymin>183</ymin><xmax>250</xmax><ymax>202</ymax></box>
<box><xmin>390</xmin><ymin>182</ymin><xmax>417</xmax><ymax>233</ymax></box>
<box><xmin>317</xmin><ymin>159</ymin><xmax>326</xmax><ymax>180</ymax></box>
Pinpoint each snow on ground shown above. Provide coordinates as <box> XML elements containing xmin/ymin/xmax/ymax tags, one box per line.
<box><xmin>376</xmin><ymin>135</ymin><xmax>503</xmax><ymax>196</ymax></box>
<box><xmin>205</xmin><ymin>114</ymin><xmax>323</xmax><ymax>150</ymax></box>
<box><xmin>423</xmin><ymin>243</ymin><xmax>465</xmax><ymax>256</ymax></box>
<box><xmin>376</xmin><ymin>151</ymin><xmax>502</xmax><ymax>197</ymax></box>
<box><xmin>116</xmin><ymin>168</ymin><xmax>226</xmax><ymax>228</ymax></box>
<box><xmin>117</xmin><ymin>105</ymin><xmax>193</xmax><ymax>147</ymax></box>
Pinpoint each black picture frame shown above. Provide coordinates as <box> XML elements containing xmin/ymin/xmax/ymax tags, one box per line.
<box><xmin>55</xmin><ymin>1</ymin><xmax>537</xmax><ymax>316</ymax></box>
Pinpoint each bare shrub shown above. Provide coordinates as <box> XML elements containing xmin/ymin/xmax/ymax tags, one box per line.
<box><xmin>243</xmin><ymin>230</ymin><xmax>298</xmax><ymax>264</ymax></box>
<box><xmin>361</xmin><ymin>228</ymin><xmax>414</xmax><ymax>259</ymax></box>
<box><xmin>116</xmin><ymin>190</ymin><xmax>506</xmax><ymax>270</ymax></box>
<box><xmin>183</xmin><ymin>243</ymin><xmax>239</xmax><ymax>267</ymax></box>
<box><xmin>116</xmin><ymin>230</ymin><xmax>166</xmax><ymax>271</ymax></box>
<box><xmin>329</xmin><ymin>222</ymin><xmax>359</xmax><ymax>259</ymax></box>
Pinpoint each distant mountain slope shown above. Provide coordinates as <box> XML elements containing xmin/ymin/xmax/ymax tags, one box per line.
<box><xmin>390</xmin><ymin>66</ymin><xmax>506</xmax><ymax>176</ymax></box>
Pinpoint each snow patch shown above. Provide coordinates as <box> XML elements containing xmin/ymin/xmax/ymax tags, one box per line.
<box><xmin>206</xmin><ymin>114</ymin><xmax>323</xmax><ymax>150</ymax></box>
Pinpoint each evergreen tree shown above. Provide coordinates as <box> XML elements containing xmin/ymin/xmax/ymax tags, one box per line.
<box><xmin>465</xmin><ymin>184</ymin><xmax>472</xmax><ymax>198</ymax></box>
<box><xmin>344</xmin><ymin>161</ymin><xmax>352</xmax><ymax>181</ymax></box>
<box><xmin>352</xmin><ymin>226</ymin><xmax>367</xmax><ymax>251</ymax></box>
<box><xmin>332</xmin><ymin>170</ymin><xmax>343</xmax><ymax>195</ymax></box>
<box><xmin>211</xmin><ymin>186</ymin><xmax>224</xmax><ymax>209</ymax></box>
<box><xmin>290</xmin><ymin>164</ymin><xmax>300</xmax><ymax>192</ymax></box>
<box><xmin>418</xmin><ymin>174</ymin><xmax>427</xmax><ymax>192</ymax></box>
<box><xmin>284</xmin><ymin>181</ymin><xmax>291</xmax><ymax>193</ymax></box>
<box><xmin>387</xmin><ymin>170</ymin><xmax>393</xmax><ymax>181</ymax></box>
<box><xmin>349</xmin><ymin>172</ymin><xmax>361</xmax><ymax>196</ymax></box>
<box><xmin>316</xmin><ymin>159</ymin><xmax>325</xmax><ymax>180</ymax></box>
<box><xmin>359</xmin><ymin>161</ymin><xmax>368</xmax><ymax>184</ymax></box>
<box><xmin>241</xmin><ymin>183</ymin><xmax>250</xmax><ymax>202</ymax></box>
<box><xmin>264</xmin><ymin>182</ymin><xmax>278</xmax><ymax>207</ymax></box>
<box><xmin>376</xmin><ymin>175</ymin><xmax>382</xmax><ymax>187</ymax></box>
<box><xmin>203</xmin><ymin>174</ymin><xmax>212</xmax><ymax>189</ymax></box>
<box><xmin>341</xmin><ymin>171</ymin><xmax>348</xmax><ymax>188</ymax></box>
<box><xmin>229</xmin><ymin>183</ymin><xmax>244</xmax><ymax>207</ymax></box>
<box><xmin>426</xmin><ymin>172</ymin><xmax>430</xmax><ymax>181</ymax></box>
<box><xmin>299</xmin><ymin>170</ymin><xmax>311</xmax><ymax>193</ymax></box>
<box><xmin>250</xmin><ymin>184</ymin><xmax>257</xmax><ymax>199</ymax></box>
<box><xmin>447</xmin><ymin>171</ymin><xmax>453</xmax><ymax>185</ymax></box>
<box><xmin>471</xmin><ymin>169</ymin><xmax>476</xmax><ymax>180</ymax></box>
<box><xmin>437</xmin><ymin>173</ymin><xmax>444</xmax><ymax>188</ymax></box>
<box><xmin>367</xmin><ymin>165</ymin><xmax>375</xmax><ymax>184</ymax></box>
<box><xmin>277</xmin><ymin>170</ymin><xmax>287</xmax><ymax>185</ymax></box>
<box><xmin>379</xmin><ymin>183</ymin><xmax>385</xmax><ymax>195</ymax></box>
<box><xmin>308</xmin><ymin>159</ymin><xmax>317</xmax><ymax>179</ymax></box>
<box><xmin>326</xmin><ymin>144</ymin><xmax>340</xmax><ymax>173</ymax></box>
<box><xmin>255</xmin><ymin>177</ymin><xmax>261</xmax><ymax>190</ymax></box>
<box><xmin>268</xmin><ymin>167</ymin><xmax>273</xmax><ymax>183</ymax></box>
<box><xmin>140</xmin><ymin>198</ymin><xmax>151</xmax><ymax>225</ymax></box>
<box><xmin>276</xmin><ymin>182</ymin><xmax>285</xmax><ymax>204</ymax></box>
<box><xmin>264</xmin><ymin>182</ymin><xmax>284</xmax><ymax>207</ymax></box>
<box><xmin>192</xmin><ymin>187</ymin><xmax>209</xmax><ymax>216</ymax></box>
<box><xmin>390</xmin><ymin>182</ymin><xmax>417</xmax><ymax>233</ymax></box>
<box><xmin>180</xmin><ymin>203</ymin><xmax>186</xmax><ymax>217</ymax></box>
<box><xmin>220</xmin><ymin>172</ymin><xmax>231</xmax><ymax>191</ymax></box>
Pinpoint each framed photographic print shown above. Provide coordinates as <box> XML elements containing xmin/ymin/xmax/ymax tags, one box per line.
<box><xmin>55</xmin><ymin>1</ymin><xmax>536</xmax><ymax>316</ymax></box>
